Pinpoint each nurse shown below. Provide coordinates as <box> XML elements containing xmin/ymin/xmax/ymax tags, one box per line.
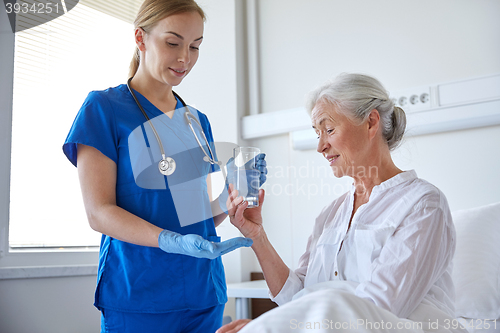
<box><xmin>63</xmin><ymin>0</ymin><xmax>265</xmax><ymax>332</ymax></box>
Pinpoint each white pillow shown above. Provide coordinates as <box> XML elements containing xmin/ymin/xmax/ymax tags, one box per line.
<box><xmin>451</xmin><ymin>202</ymin><xmax>500</xmax><ymax>320</ymax></box>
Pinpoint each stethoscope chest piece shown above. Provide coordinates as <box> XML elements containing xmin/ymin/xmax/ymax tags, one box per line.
<box><xmin>159</xmin><ymin>156</ymin><xmax>176</xmax><ymax>176</ymax></box>
<box><xmin>127</xmin><ymin>77</ymin><xmax>220</xmax><ymax>177</ymax></box>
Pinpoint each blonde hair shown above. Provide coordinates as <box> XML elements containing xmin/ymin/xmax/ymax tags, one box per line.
<box><xmin>307</xmin><ymin>73</ymin><xmax>406</xmax><ymax>151</ymax></box>
<box><xmin>129</xmin><ymin>0</ymin><xmax>206</xmax><ymax>78</ymax></box>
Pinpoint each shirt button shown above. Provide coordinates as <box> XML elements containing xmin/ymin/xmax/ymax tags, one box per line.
<box><xmin>335</xmin><ymin>271</ymin><xmax>338</xmax><ymax>277</ymax></box>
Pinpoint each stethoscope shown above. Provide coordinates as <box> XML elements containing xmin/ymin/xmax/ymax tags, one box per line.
<box><xmin>127</xmin><ymin>77</ymin><xmax>221</xmax><ymax>176</ymax></box>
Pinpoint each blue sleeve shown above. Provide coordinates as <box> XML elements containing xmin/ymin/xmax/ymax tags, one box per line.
<box><xmin>62</xmin><ymin>91</ymin><xmax>118</xmax><ymax>167</ymax></box>
<box><xmin>197</xmin><ymin>111</ymin><xmax>220</xmax><ymax>173</ymax></box>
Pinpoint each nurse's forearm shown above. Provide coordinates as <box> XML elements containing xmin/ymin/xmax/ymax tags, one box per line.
<box><xmin>210</xmin><ymin>197</ymin><xmax>229</xmax><ymax>227</ymax></box>
<box><xmin>77</xmin><ymin>144</ymin><xmax>163</xmax><ymax>248</ymax></box>
<box><xmin>251</xmin><ymin>231</ymin><xmax>290</xmax><ymax>298</ymax></box>
<box><xmin>213</xmin><ymin>212</ymin><xmax>227</xmax><ymax>227</ymax></box>
<box><xmin>86</xmin><ymin>204</ymin><xmax>162</xmax><ymax>248</ymax></box>
<box><xmin>210</xmin><ymin>196</ymin><xmax>224</xmax><ymax>216</ymax></box>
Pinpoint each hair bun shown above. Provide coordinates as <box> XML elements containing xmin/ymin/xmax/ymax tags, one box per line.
<box><xmin>387</xmin><ymin>106</ymin><xmax>406</xmax><ymax>150</ymax></box>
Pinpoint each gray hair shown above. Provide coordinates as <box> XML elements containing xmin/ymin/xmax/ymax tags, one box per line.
<box><xmin>307</xmin><ymin>73</ymin><xmax>406</xmax><ymax>151</ymax></box>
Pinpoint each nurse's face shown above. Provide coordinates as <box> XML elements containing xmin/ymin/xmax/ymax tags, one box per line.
<box><xmin>312</xmin><ymin>101</ymin><xmax>372</xmax><ymax>179</ymax></box>
<box><xmin>138</xmin><ymin>11</ymin><xmax>204</xmax><ymax>87</ymax></box>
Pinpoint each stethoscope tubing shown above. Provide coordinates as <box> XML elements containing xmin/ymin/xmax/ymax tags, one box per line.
<box><xmin>127</xmin><ymin>78</ymin><xmax>168</xmax><ymax>162</ymax></box>
<box><xmin>126</xmin><ymin>77</ymin><xmax>221</xmax><ymax>172</ymax></box>
<box><xmin>184</xmin><ymin>111</ymin><xmax>220</xmax><ymax>166</ymax></box>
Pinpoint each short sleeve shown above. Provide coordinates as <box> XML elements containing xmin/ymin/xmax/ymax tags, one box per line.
<box><xmin>197</xmin><ymin>110</ymin><xmax>220</xmax><ymax>173</ymax></box>
<box><xmin>63</xmin><ymin>91</ymin><xmax>118</xmax><ymax>167</ymax></box>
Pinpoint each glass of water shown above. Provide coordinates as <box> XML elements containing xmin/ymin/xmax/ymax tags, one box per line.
<box><xmin>233</xmin><ymin>147</ymin><xmax>261</xmax><ymax>208</ymax></box>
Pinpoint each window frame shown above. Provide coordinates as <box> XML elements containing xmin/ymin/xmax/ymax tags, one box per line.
<box><xmin>0</xmin><ymin>6</ymin><xmax>98</xmax><ymax>280</ymax></box>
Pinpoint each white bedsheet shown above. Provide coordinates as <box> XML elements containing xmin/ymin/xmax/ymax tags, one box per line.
<box><xmin>240</xmin><ymin>281</ymin><xmax>469</xmax><ymax>333</ymax></box>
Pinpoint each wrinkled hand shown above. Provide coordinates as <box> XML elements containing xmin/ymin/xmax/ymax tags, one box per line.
<box><xmin>226</xmin><ymin>184</ymin><xmax>265</xmax><ymax>240</ymax></box>
<box><xmin>216</xmin><ymin>319</ymin><xmax>252</xmax><ymax>333</ymax></box>
<box><xmin>219</xmin><ymin>153</ymin><xmax>267</xmax><ymax>214</ymax></box>
<box><xmin>158</xmin><ymin>230</ymin><xmax>253</xmax><ymax>259</ymax></box>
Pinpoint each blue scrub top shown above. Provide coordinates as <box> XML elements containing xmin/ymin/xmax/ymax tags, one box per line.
<box><xmin>63</xmin><ymin>84</ymin><xmax>227</xmax><ymax>313</ymax></box>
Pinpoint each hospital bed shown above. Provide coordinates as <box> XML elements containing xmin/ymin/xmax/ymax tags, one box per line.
<box><xmin>228</xmin><ymin>201</ymin><xmax>500</xmax><ymax>333</ymax></box>
<box><xmin>451</xmin><ymin>202</ymin><xmax>500</xmax><ymax>333</ymax></box>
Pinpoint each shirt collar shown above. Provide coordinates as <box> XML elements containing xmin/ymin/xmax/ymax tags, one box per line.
<box><xmin>350</xmin><ymin>170</ymin><xmax>418</xmax><ymax>195</ymax></box>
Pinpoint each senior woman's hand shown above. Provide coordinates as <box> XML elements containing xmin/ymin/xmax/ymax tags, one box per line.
<box><xmin>226</xmin><ymin>184</ymin><xmax>265</xmax><ymax>240</ymax></box>
<box><xmin>216</xmin><ymin>319</ymin><xmax>252</xmax><ymax>333</ymax></box>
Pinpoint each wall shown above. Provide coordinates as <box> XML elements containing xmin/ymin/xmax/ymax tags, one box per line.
<box><xmin>250</xmin><ymin>0</ymin><xmax>500</xmax><ymax>270</ymax></box>
<box><xmin>0</xmin><ymin>276</ymin><xmax>98</xmax><ymax>333</ymax></box>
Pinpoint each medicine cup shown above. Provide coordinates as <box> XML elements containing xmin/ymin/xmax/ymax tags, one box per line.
<box><xmin>233</xmin><ymin>147</ymin><xmax>261</xmax><ymax>208</ymax></box>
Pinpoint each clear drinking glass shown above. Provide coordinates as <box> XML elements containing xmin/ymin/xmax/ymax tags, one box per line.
<box><xmin>233</xmin><ymin>147</ymin><xmax>261</xmax><ymax>208</ymax></box>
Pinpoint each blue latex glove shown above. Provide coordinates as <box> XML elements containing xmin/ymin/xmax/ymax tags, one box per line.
<box><xmin>158</xmin><ymin>230</ymin><xmax>253</xmax><ymax>259</ymax></box>
<box><xmin>254</xmin><ymin>153</ymin><xmax>268</xmax><ymax>186</ymax></box>
<box><xmin>219</xmin><ymin>153</ymin><xmax>267</xmax><ymax>213</ymax></box>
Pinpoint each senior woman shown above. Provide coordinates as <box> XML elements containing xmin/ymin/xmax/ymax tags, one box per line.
<box><xmin>218</xmin><ymin>73</ymin><xmax>467</xmax><ymax>333</ymax></box>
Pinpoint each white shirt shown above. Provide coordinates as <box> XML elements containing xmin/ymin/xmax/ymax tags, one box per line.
<box><xmin>272</xmin><ymin>170</ymin><xmax>457</xmax><ymax>319</ymax></box>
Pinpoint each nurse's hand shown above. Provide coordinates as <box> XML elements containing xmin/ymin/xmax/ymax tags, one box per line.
<box><xmin>226</xmin><ymin>153</ymin><xmax>267</xmax><ymax>186</ymax></box>
<box><xmin>219</xmin><ymin>154</ymin><xmax>267</xmax><ymax>214</ymax></box>
<box><xmin>158</xmin><ymin>230</ymin><xmax>253</xmax><ymax>259</ymax></box>
<box><xmin>227</xmin><ymin>184</ymin><xmax>265</xmax><ymax>240</ymax></box>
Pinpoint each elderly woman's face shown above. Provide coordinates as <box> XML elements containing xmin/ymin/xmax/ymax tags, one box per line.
<box><xmin>312</xmin><ymin>102</ymin><xmax>372</xmax><ymax>178</ymax></box>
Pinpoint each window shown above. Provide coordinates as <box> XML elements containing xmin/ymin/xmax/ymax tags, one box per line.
<box><xmin>8</xmin><ymin>1</ymin><xmax>141</xmax><ymax>249</ymax></box>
